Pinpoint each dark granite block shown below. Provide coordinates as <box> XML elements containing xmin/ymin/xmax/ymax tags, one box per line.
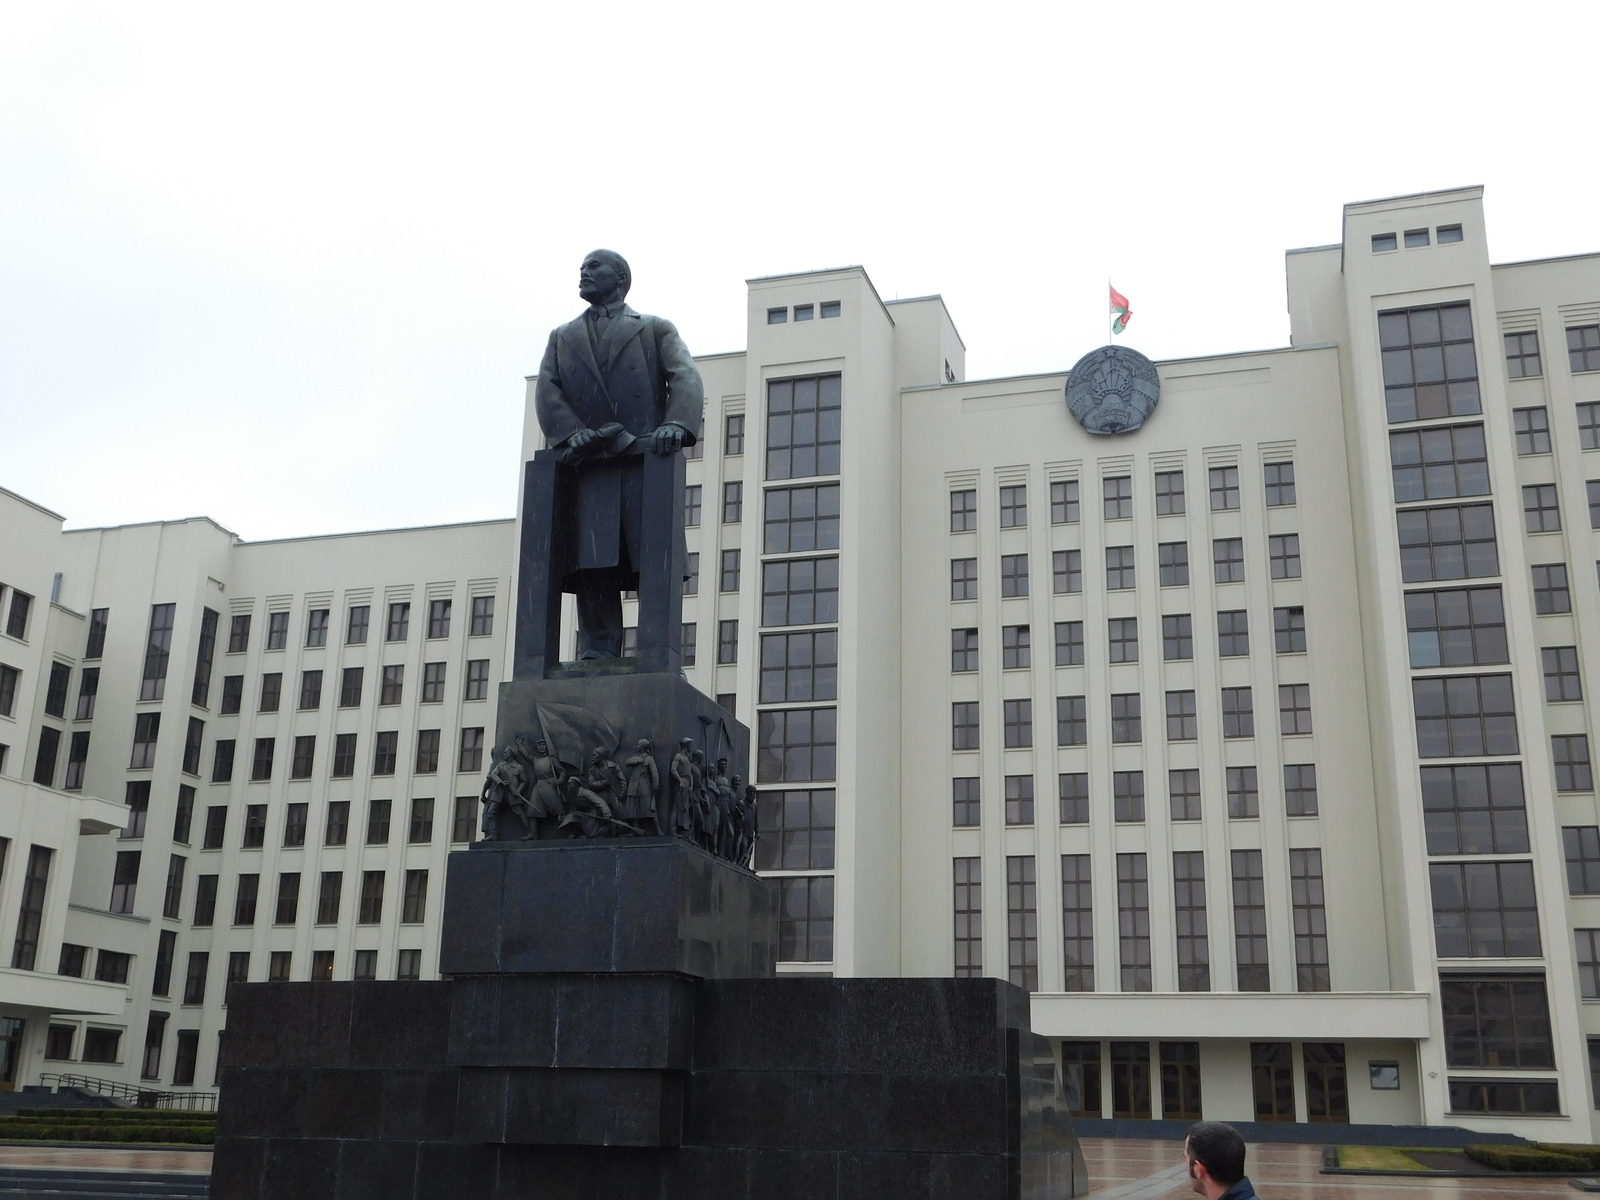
<box><xmin>348</xmin><ymin>982</ymin><xmax>451</xmax><ymax>1069</ymax></box>
<box><xmin>746</xmin><ymin>1148</ymin><xmax>838</xmax><ymax>1200</ymax></box>
<box><xmin>335</xmin><ymin>1139</ymin><xmax>418</xmax><ymax>1200</ymax></box>
<box><xmin>261</xmin><ymin>1136</ymin><xmax>340</xmax><ymax>1200</ymax></box>
<box><xmin>929</xmin><ymin>1153</ymin><xmax>1011</xmax><ymax>1200</ymax></box>
<box><xmin>447</xmin><ymin>973</ymin><xmax>694</xmax><ymax>1070</ymax></box>
<box><xmin>414</xmin><ymin>1141</ymin><xmax>497</xmax><ymax>1200</ymax></box>
<box><xmin>380</xmin><ymin>1070</ymin><xmax>459</xmax><ymax>1141</ymax></box>
<box><xmin>500</xmin><ymin>1067</ymin><xmax>683</xmax><ymax>1147</ymax></box>
<box><xmin>839</xmin><ymin>1151</ymin><xmax>933</xmax><ymax>1200</ymax></box>
<box><xmin>454</xmin><ymin>1068</ymin><xmax>509</xmax><ymax>1144</ymax></box>
<box><xmin>441</xmin><ymin>838</ymin><xmax>775</xmax><ymax>978</ymax></box>
<box><xmin>222</xmin><ymin>982</ymin><xmax>353</xmax><ymax>1069</ymax></box>
<box><xmin>692</xmin><ymin>979</ymin><xmax>843</xmax><ymax>1072</ymax></box>
<box><xmin>302</xmin><ymin>1069</ymin><xmax>384</xmax><ymax>1139</ymax></box>
<box><xmin>495</xmin><ymin>1145</ymin><xmax>666</xmax><ymax>1200</ymax></box>
<box><xmin>668</xmin><ymin>1147</ymin><xmax>751</xmax><ymax>1200</ymax></box>
<box><xmin>216</xmin><ymin>1068</ymin><xmax>310</xmax><ymax>1139</ymax></box>
<box><xmin>209</xmin><ymin>1136</ymin><xmax>266</xmax><ymax>1200</ymax></box>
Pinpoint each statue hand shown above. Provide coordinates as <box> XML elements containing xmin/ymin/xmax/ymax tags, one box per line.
<box><xmin>650</xmin><ymin>423</ymin><xmax>687</xmax><ymax>455</ymax></box>
<box><xmin>565</xmin><ymin>427</ymin><xmax>600</xmax><ymax>454</ymax></box>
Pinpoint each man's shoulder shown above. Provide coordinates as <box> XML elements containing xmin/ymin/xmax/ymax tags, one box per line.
<box><xmin>1219</xmin><ymin>1178</ymin><xmax>1258</xmax><ymax>1200</ymax></box>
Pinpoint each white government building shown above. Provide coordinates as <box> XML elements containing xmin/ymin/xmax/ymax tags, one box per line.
<box><xmin>3</xmin><ymin>184</ymin><xmax>1600</xmax><ymax>1141</ymax></box>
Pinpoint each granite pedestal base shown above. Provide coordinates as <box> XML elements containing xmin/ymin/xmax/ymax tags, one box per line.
<box><xmin>212</xmin><ymin>841</ymin><xmax>1087</xmax><ymax>1199</ymax></box>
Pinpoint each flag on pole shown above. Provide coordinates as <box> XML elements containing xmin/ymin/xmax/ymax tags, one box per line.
<box><xmin>1110</xmin><ymin>284</ymin><xmax>1132</xmax><ymax>336</ymax></box>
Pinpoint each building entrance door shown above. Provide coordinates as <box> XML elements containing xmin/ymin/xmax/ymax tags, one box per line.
<box><xmin>1111</xmin><ymin>1041</ymin><xmax>1151</xmax><ymax>1118</ymax></box>
<box><xmin>1250</xmin><ymin>1041</ymin><xmax>1294</xmax><ymax>1121</ymax></box>
<box><xmin>0</xmin><ymin>1018</ymin><xmax>26</xmax><ymax>1092</ymax></box>
<box><xmin>1303</xmin><ymin>1043</ymin><xmax>1349</xmax><ymax>1122</ymax></box>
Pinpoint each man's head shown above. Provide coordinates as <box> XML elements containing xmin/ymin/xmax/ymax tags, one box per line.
<box><xmin>579</xmin><ymin>250</ymin><xmax>631</xmax><ymax>305</ymax></box>
<box><xmin>1184</xmin><ymin>1122</ymin><xmax>1246</xmax><ymax>1197</ymax></box>
<box><xmin>636</xmin><ymin>739</ymin><xmax>651</xmax><ymax>752</ymax></box>
<box><xmin>679</xmin><ymin>737</ymin><xmax>693</xmax><ymax>751</ymax></box>
<box><xmin>535</xmin><ymin>739</ymin><xmax>549</xmax><ymax>754</ymax></box>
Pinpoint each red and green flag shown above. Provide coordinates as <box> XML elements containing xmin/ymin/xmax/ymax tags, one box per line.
<box><xmin>1110</xmin><ymin>284</ymin><xmax>1131</xmax><ymax>336</ymax></box>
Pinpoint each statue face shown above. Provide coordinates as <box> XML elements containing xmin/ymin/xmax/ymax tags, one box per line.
<box><xmin>579</xmin><ymin>251</ymin><xmax>628</xmax><ymax>304</ymax></box>
<box><xmin>535</xmin><ymin>740</ymin><xmax>548</xmax><ymax>754</ymax></box>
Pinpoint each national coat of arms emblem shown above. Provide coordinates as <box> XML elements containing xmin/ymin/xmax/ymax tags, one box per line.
<box><xmin>1065</xmin><ymin>345</ymin><xmax>1161</xmax><ymax>435</ymax></box>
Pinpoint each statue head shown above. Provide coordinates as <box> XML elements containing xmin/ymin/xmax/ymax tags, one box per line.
<box><xmin>678</xmin><ymin>737</ymin><xmax>693</xmax><ymax>752</ymax></box>
<box><xmin>535</xmin><ymin>739</ymin><xmax>549</xmax><ymax>755</ymax></box>
<box><xmin>691</xmin><ymin>749</ymin><xmax>704</xmax><ymax>765</ymax></box>
<box><xmin>730</xmin><ymin>775</ymin><xmax>742</xmax><ymax>791</ymax></box>
<box><xmin>579</xmin><ymin>250</ymin><xmax>631</xmax><ymax>305</ymax></box>
<box><xmin>717</xmin><ymin>757</ymin><xmax>728</xmax><ymax>775</ymax></box>
<box><xmin>590</xmin><ymin>747</ymin><xmax>608</xmax><ymax>764</ymax></box>
<box><xmin>636</xmin><ymin>738</ymin><xmax>651</xmax><ymax>752</ymax></box>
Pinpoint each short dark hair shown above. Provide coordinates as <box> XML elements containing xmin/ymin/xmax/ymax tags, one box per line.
<box><xmin>1186</xmin><ymin>1121</ymin><xmax>1246</xmax><ymax>1186</ymax></box>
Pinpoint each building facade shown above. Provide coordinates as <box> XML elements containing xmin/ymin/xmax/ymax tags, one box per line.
<box><xmin>3</xmin><ymin>186</ymin><xmax>1599</xmax><ymax>1139</ymax></box>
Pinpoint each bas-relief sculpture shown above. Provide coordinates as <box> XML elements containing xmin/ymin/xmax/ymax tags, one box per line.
<box><xmin>1065</xmin><ymin>344</ymin><xmax>1161</xmax><ymax>435</ymax></box>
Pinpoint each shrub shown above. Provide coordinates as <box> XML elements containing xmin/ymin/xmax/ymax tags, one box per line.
<box><xmin>1532</xmin><ymin>1143</ymin><xmax>1600</xmax><ymax>1169</ymax></box>
<box><xmin>1463</xmin><ymin>1144</ymin><xmax>1587</xmax><ymax>1172</ymax></box>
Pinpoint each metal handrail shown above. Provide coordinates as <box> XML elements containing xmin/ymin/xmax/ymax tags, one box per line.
<box><xmin>36</xmin><ymin>1073</ymin><xmax>217</xmax><ymax>1112</ymax></box>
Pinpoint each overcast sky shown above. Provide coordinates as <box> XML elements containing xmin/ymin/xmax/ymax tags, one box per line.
<box><xmin>2</xmin><ymin>2</ymin><xmax>1597</xmax><ymax>541</ymax></box>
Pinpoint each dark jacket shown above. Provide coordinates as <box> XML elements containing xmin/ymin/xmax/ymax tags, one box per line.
<box><xmin>1219</xmin><ymin>1177</ymin><xmax>1257</xmax><ymax>1200</ymax></box>
<box><xmin>533</xmin><ymin>305</ymin><xmax>704</xmax><ymax>573</ymax></box>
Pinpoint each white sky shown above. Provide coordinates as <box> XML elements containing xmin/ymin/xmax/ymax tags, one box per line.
<box><xmin>2</xmin><ymin>1</ymin><xmax>1597</xmax><ymax>541</ymax></box>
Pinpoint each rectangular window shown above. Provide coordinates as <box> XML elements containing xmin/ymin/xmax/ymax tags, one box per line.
<box><xmin>329</xmin><ymin>733</ymin><xmax>357</xmax><ymax>779</ymax></box>
<box><xmin>172</xmin><ymin>786</ymin><xmax>194</xmax><ymax>844</ymax></box>
<box><xmin>1056</xmin><ymin>696</ymin><xmax>1087</xmax><ymax>747</ymax></box>
<box><xmin>777</xmin><ymin>876</ymin><xmax>835</xmax><ymax>963</ymax></box>
<box><xmin>335</xmin><ymin>666</ymin><xmax>363</xmax><ymax>707</ymax></box>
<box><xmin>1268</xmin><ymin>534</ymin><xmax>1300</xmax><ymax>580</ymax></box>
<box><xmin>1506</xmin><ymin>329</ymin><xmax>1543</xmax><ymax>375</ymax></box>
<box><xmin>1110</xmin><ymin>693</ymin><xmax>1140</xmax><ymax>743</ymax></box>
<box><xmin>999</xmin><ymin>484</ymin><xmax>1027</xmax><ymax>528</ymax></box>
<box><xmin>1103</xmin><ymin>475</ymin><xmax>1132</xmax><ymax>519</ymax></box>
<box><xmin>1054</xmin><ymin>620</ymin><xmax>1084</xmax><ymax>666</ymax></box>
<box><xmin>1163</xmin><ymin>690</ymin><xmax>1197</xmax><ymax>742</ymax></box>
<box><xmin>1162</xmin><ymin>1042</ymin><xmax>1204</xmax><ymax>1122</ymax></box>
<box><xmin>1430</xmin><ymin>862</ymin><xmax>1541</xmax><ymax>957</ymax></box>
<box><xmin>757</xmin><ymin>707</ymin><xmax>837</xmax><ymax>782</ymax></box>
<box><xmin>1117</xmin><ymin>853</ymin><xmax>1151</xmax><ymax>992</ymax></box>
<box><xmin>415</xmin><ymin>729</ymin><xmax>441</xmax><ymax>774</ymax></box>
<box><xmin>1440</xmin><ymin>975</ymin><xmax>1552</xmax><ymax>1067</ymax></box>
<box><xmin>1532</xmin><ymin>562</ymin><xmax>1571</xmax><ymax>614</ymax></box>
<box><xmin>325</xmin><ymin>801</ymin><xmax>349</xmax><ymax>846</ymax></box>
<box><xmin>1554</xmin><ymin>735</ymin><xmax>1593</xmax><ymax>792</ymax></box>
<box><xmin>951</xmin><ymin>628</ymin><xmax>977</xmax><ymax>672</ymax></box>
<box><xmin>1105</xmin><ymin>546</ymin><xmax>1135</xmax><ymax>591</ymax></box>
<box><xmin>459</xmin><ymin>727</ymin><xmax>484</xmax><ymax>773</ymax></box>
<box><xmin>402</xmin><ymin>869</ymin><xmax>428</xmax><ymax>923</ymax></box>
<box><xmin>1209</xmin><ymin>466</ymin><xmax>1240</xmax><ymax>511</ymax></box>
<box><xmin>758</xmin><ymin>630</ymin><xmax>835</xmax><ymax>702</ymax></box>
<box><xmin>1155</xmin><ymin>470</ymin><xmax>1185</xmax><ymax>514</ymax></box>
<box><xmin>1279</xmin><ymin>683</ymin><xmax>1313</xmax><ymax>735</ymax></box>
<box><xmin>1284</xmin><ymin>764</ymin><xmax>1319</xmax><ymax>817</ymax></box>
<box><xmin>1389</xmin><ymin>422</ymin><xmax>1490</xmax><ymax>502</ymax></box>
<box><xmin>1002</xmin><ymin>624</ymin><xmax>1030</xmax><ymax>669</ymax></box>
<box><xmin>426</xmin><ymin>599</ymin><xmax>451</xmax><ymax>639</ymax></box>
<box><xmin>1380</xmin><ymin>302</ymin><xmax>1480</xmax><ymax>422</ymax></box>
<box><xmin>123</xmin><ymin>781</ymin><xmax>150</xmax><ymax>838</ymax></box>
<box><xmin>953</xmin><ymin>858</ymin><xmax>981</xmax><ymax>977</ymax></box>
<box><xmin>367</xmin><ymin>798</ymin><xmax>391</xmax><ymax>844</ymax></box>
<box><xmin>373</xmin><ymin>730</ymin><xmax>398</xmax><ymax>776</ymax></box>
<box><xmin>95</xmin><ymin>949</ymin><xmax>131</xmax><ymax>984</ymax></box>
<box><xmin>421</xmin><ymin>662</ymin><xmax>446</xmax><ymax>703</ymax></box>
<box><xmin>296</xmin><ymin>670</ymin><xmax>322</xmax><ymax>710</ymax></box>
<box><xmin>950</xmin><ymin>488</ymin><xmax>977</xmax><ymax>531</ymax></box>
<box><xmin>1523</xmin><ymin>483</ymin><xmax>1561</xmax><ymax>532</ymax></box>
<box><xmin>1108</xmin><ymin>617</ymin><xmax>1137</xmax><ymax>662</ymax></box>
<box><xmin>1422</xmin><ymin>763</ymin><xmax>1530</xmax><ymax>854</ymax></box>
<box><xmin>161</xmin><ymin>853</ymin><xmax>185</xmax><ymax>920</ymax></box>
<box><xmin>725</xmin><ymin>412</ymin><xmax>745</xmax><ymax>455</ymax></box>
<box><xmin>183</xmin><ymin>953</ymin><xmax>209</xmax><ymax>1006</ymax></box>
<box><xmin>1059</xmin><ymin>772</ymin><xmax>1088</xmax><ymax>824</ymax></box>
<box><xmin>1006</xmin><ymin>856</ymin><xmax>1038</xmax><ymax>991</ymax></box>
<box><xmin>1571</xmin><ymin>325</ymin><xmax>1600</xmax><ymax>373</ymax></box>
<box><xmin>1566</xmin><ymin>827</ymin><xmax>1600</xmax><ymax>894</ymax></box>
<box><xmin>212</xmin><ymin>750</ymin><xmax>236</xmax><ymax>797</ymax></box>
<box><xmin>304</xmin><ymin>607</ymin><xmax>330</xmax><ymax>649</ymax></box>
<box><xmin>1173</xmin><ymin>851</ymin><xmax>1209</xmax><ymax>992</ymax></box>
<box><xmin>683</xmin><ymin>484</ymin><xmax>702</xmax><ymax>527</ymax></box>
<box><xmin>754</xmin><ymin>789</ymin><xmax>835</xmax><ymax>870</ymax></box>
<box><xmin>380</xmin><ymin>665</ymin><xmax>403</xmax><ymax>705</ymax></box>
<box><xmin>358</xmin><ymin>871</ymin><xmax>385</xmax><ymax>923</ymax></box>
<box><xmin>766</xmin><ymin>374</ymin><xmax>841</xmax><ymax>480</ymax></box>
<box><xmin>4</xmin><ymin>589</ymin><xmax>32</xmax><ymax>640</ymax></box>
<box><xmin>952</xmin><ymin>778</ymin><xmax>979</xmax><ymax>827</ymax></box>
<box><xmin>1589</xmin><ymin>480</ymin><xmax>1600</xmax><ymax>530</ymax></box>
<box><xmin>278</xmin><ymin>803</ymin><xmax>307</xmax><ymax>849</ymax></box>
<box><xmin>233</xmin><ymin>873</ymin><xmax>259</xmax><ymax>925</ymax></box>
<box><xmin>219</xmin><ymin>674</ymin><xmax>242</xmax><ymax>714</ymax></box>
<box><xmin>191</xmin><ymin>873</ymin><xmax>218</xmax><ymax>927</ymax></box>
<box><xmin>681</xmin><ymin>622</ymin><xmax>697</xmax><ymax>666</ymax></box>
<box><xmin>684</xmin><ymin>553</ymin><xmax>699</xmax><ymax>596</ymax></box>
<box><xmin>61</xmin><ymin>730</ymin><xmax>87</xmax><ymax>790</ymax></box>
<box><xmin>386</xmin><ymin>602</ymin><xmax>410</xmax><ymax>642</ymax></box>
<box><xmin>43</xmin><ymin>662</ymin><xmax>69</xmax><ymax>718</ymax></box>
<box><xmin>1001</xmin><ymin>554</ymin><xmax>1029</xmax><ymax>597</ymax></box>
<box><xmin>1217</xmin><ymin>610</ymin><xmax>1248</xmax><ymax>656</ymax></box>
<box><xmin>227</xmin><ymin>952</ymin><xmax>249</xmax><ymax>983</ymax></box>
<box><xmin>1169</xmin><ymin>768</ymin><xmax>1201</xmax><ymax>820</ymax></box>
<box><xmin>201</xmin><ymin>807</ymin><xmax>226</xmax><ymax>850</ymax></box>
<box><xmin>10</xmin><ymin>845</ymin><xmax>52</xmax><ymax>970</ymax></box>
<box><xmin>187</xmin><ymin>608</ymin><xmax>219</xmax><ymax>708</ymax></box>
<box><xmin>1162</xmin><ymin>614</ymin><xmax>1193</xmax><ymax>661</ymax></box>
<box><xmin>1112</xmin><ymin>1042</ymin><xmax>1152</xmax><ymax>1118</ymax></box>
<box><xmin>950</xmin><ymin>556</ymin><xmax>978</xmax><ymax>601</ymax></box>
<box><xmin>1004</xmin><ymin>774</ymin><xmax>1034</xmax><ymax>825</ymax></box>
<box><xmin>1291</xmin><ymin>849</ymin><xmax>1330</xmax><ymax>992</ymax></box>
<box><xmin>250</xmin><ymin>737</ymin><xmax>274</xmax><ymax>781</ymax></box>
<box><xmin>1513</xmin><ymin>407</ymin><xmax>1552</xmax><ymax>456</ymax></box>
<box><xmin>1274</xmin><ymin>606</ymin><xmax>1306</xmax><ymax>654</ymax></box>
<box><xmin>1221</xmin><ymin>687</ymin><xmax>1253</xmax><ymax>738</ymax></box>
<box><xmin>274</xmin><ymin>872</ymin><xmax>300</xmax><ymax>924</ymax></box>
<box><xmin>762</xmin><ymin>557</ymin><xmax>838</xmax><ymax>626</ymax></box>
<box><xmin>285</xmin><ymin>737</ymin><xmax>316</xmax><ymax>783</ymax></box>
<box><xmin>407</xmin><ymin>797</ymin><xmax>435</xmax><ymax>845</ymax></box>
<box><xmin>1052</xmin><ymin>549</ymin><xmax>1082</xmax><ymax>595</ymax></box>
<box><xmin>75</xmin><ymin>667</ymin><xmax>99</xmax><ymax>720</ymax></box>
<box><xmin>1004</xmin><ymin>699</ymin><xmax>1033</xmax><ymax>748</ymax></box>
<box><xmin>1158</xmin><ymin>542</ymin><xmax>1188</xmax><ymax>587</ymax></box>
<box><xmin>30</xmin><ymin>726</ymin><xmax>59</xmax><ymax>787</ymax></box>
<box><xmin>1397</xmin><ymin>503</ymin><xmax>1498</xmax><ymax>583</ymax></box>
<box><xmin>1411</xmin><ymin>674</ymin><xmax>1517</xmax><ymax>757</ymax></box>
<box><xmin>1227</xmin><ymin>766</ymin><xmax>1259</xmax><ymax>818</ymax></box>
<box><xmin>347</xmin><ymin>605</ymin><xmax>370</xmax><ymax>645</ymax></box>
<box><xmin>763</xmin><ymin>483</ymin><xmax>840</xmax><ymax>553</ymax></box>
<box><xmin>1405</xmin><ymin>586</ymin><xmax>1506</xmax><ymax>667</ymax></box>
<box><xmin>1051</xmin><ymin>479</ymin><xmax>1080</xmax><ymax>523</ymax></box>
<box><xmin>1252</xmin><ymin>1043</ymin><xmax>1294</xmax><ymax>1121</ymax></box>
<box><xmin>85</xmin><ymin>608</ymin><xmax>109</xmax><ymax>658</ymax></box>
<box><xmin>722</xmin><ymin>481</ymin><xmax>743</xmax><ymax>524</ymax></box>
<box><xmin>0</xmin><ymin>663</ymin><xmax>16</xmax><ymax>718</ymax></box>
<box><xmin>259</xmin><ymin>672</ymin><xmax>281</xmax><ymax>712</ymax></box>
<box><xmin>1264</xmin><ymin>461</ymin><xmax>1296</xmax><ymax>506</ymax></box>
<box><xmin>241</xmin><ymin>804</ymin><xmax>266</xmax><ymax>848</ymax></box>
<box><xmin>140</xmin><ymin>603</ymin><xmax>176</xmax><ymax>702</ymax></box>
<box><xmin>452</xmin><ymin>796</ymin><xmax>477</xmax><ymax>842</ymax></box>
<box><xmin>1580</xmin><ymin>931</ymin><xmax>1600</xmax><ymax>998</ymax></box>
<box><xmin>952</xmin><ymin>701</ymin><xmax>980</xmax><ymax>750</ymax></box>
<box><xmin>1114</xmin><ymin>770</ymin><xmax>1145</xmax><ymax>822</ymax></box>
<box><xmin>310</xmin><ymin>951</ymin><xmax>334</xmax><ymax>982</ymax></box>
<box><xmin>1232</xmin><ymin>850</ymin><xmax>1269</xmax><ymax>991</ymax></box>
<box><xmin>719</xmin><ymin>549</ymin><xmax>741</xmax><ymax>594</ymax></box>
<box><xmin>1049</xmin><ymin>856</ymin><xmax>1093</xmax><ymax>994</ymax></box>
<box><xmin>1447</xmin><ymin>1078</ymin><xmax>1560</xmax><ymax>1116</ymax></box>
<box><xmin>1214</xmin><ymin>538</ymin><xmax>1244</xmax><ymax>584</ymax></box>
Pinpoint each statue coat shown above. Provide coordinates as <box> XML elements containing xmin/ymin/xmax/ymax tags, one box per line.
<box><xmin>534</xmin><ymin>306</ymin><xmax>704</xmax><ymax>582</ymax></box>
